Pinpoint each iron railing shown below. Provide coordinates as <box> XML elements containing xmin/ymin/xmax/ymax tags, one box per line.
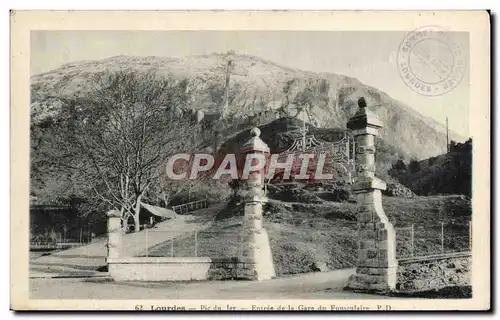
<box><xmin>171</xmin><ymin>198</ymin><xmax>209</xmax><ymax>215</ymax></box>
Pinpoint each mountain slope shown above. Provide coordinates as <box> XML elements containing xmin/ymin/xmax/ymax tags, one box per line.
<box><xmin>31</xmin><ymin>53</ymin><xmax>465</xmax><ymax>160</ymax></box>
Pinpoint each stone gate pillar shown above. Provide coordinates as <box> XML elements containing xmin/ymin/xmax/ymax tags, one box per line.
<box><xmin>106</xmin><ymin>210</ymin><xmax>122</xmax><ymax>261</ymax></box>
<box><xmin>238</xmin><ymin>128</ymin><xmax>276</xmax><ymax>280</ymax></box>
<box><xmin>345</xmin><ymin>98</ymin><xmax>397</xmax><ymax>293</ymax></box>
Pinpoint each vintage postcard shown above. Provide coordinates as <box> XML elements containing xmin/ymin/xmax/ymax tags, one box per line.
<box><xmin>10</xmin><ymin>10</ymin><xmax>490</xmax><ymax>311</ymax></box>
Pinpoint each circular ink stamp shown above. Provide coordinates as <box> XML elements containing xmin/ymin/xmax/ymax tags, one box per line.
<box><xmin>397</xmin><ymin>25</ymin><xmax>467</xmax><ymax>96</ymax></box>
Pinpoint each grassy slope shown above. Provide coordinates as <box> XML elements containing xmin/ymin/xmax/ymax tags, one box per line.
<box><xmin>150</xmin><ymin>195</ymin><xmax>471</xmax><ymax>276</ymax></box>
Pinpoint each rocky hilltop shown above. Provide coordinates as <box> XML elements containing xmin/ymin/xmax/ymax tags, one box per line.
<box><xmin>31</xmin><ymin>53</ymin><xmax>465</xmax><ymax>160</ymax></box>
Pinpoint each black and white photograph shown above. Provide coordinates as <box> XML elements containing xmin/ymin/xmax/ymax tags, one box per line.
<box><xmin>10</xmin><ymin>10</ymin><xmax>490</xmax><ymax>311</ymax></box>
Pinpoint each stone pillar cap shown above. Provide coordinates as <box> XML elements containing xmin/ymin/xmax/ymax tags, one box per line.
<box><xmin>241</xmin><ymin>127</ymin><xmax>270</xmax><ymax>153</ymax></box>
<box><xmin>352</xmin><ymin>176</ymin><xmax>387</xmax><ymax>192</ymax></box>
<box><xmin>107</xmin><ymin>210</ymin><xmax>122</xmax><ymax>218</ymax></box>
<box><xmin>347</xmin><ymin>97</ymin><xmax>383</xmax><ymax>131</ymax></box>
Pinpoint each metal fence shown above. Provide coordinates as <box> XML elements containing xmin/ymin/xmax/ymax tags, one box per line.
<box><xmin>395</xmin><ymin>220</ymin><xmax>471</xmax><ymax>259</ymax></box>
<box><xmin>121</xmin><ymin>229</ymin><xmax>243</xmax><ymax>258</ymax></box>
<box><xmin>120</xmin><ymin>220</ymin><xmax>472</xmax><ymax>260</ymax></box>
<box><xmin>171</xmin><ymin>199</ymin><xmax>209</xmax><ymax>215</ymax></box>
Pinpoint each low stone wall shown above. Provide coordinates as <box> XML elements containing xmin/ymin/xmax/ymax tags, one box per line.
<box><xmin>107</xmin><ymin>257</ymin><xmax>257</xmax><ymax>281</ymax></box>
<box><xmin>207</xmin><ymin>258</ymin><xmax>259</xmax><ymax>280</ymax></box>
<box><xmin>107</xmin><ymin>257</ymin><xmax>212</xmax><ymax>281</ymax></box>
<box><xmin>396</xmin><ymin>252</ymin><xmax>471</xmax><ymax>293</ymax></box>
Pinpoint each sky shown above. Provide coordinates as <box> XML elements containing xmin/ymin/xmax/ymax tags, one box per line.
<box><xmin>31</xmin><ymin>31</ymin><xmax>470</xmax><ymax>137</ymax></box>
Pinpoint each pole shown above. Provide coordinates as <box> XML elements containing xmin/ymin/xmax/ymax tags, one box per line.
<box><xmin>171</xmin><ymin>237</ymin><xmax>174</xmax><ymax>257</ymax></box>
<box><xmin>79</xmin><ymin>228</ymin><xmax>82</xmax><ymax>244</ymax></box>
<box><xmin>238</xmin><ymin>233</ymin><xmax>243</xmax><ymax>258</ymax></box>
<box><xmin>446</xmin><ymin>117</ymin><xmax>449</xmax><ymax>153</ymax></box>
<box><xmin>441</xmin><ymin>222</ymin><xmax>445</xmax><ymax>253</ymax></box>
<box><xmin>223</xmin><ymin>55</ymin><xmax>232</xmax><ymax>117</ymax></box>
<box><xmin>301</xmin><ymin>119</ymin><xmax>306</xmax><ymax>152</ymax></box>
<box><xmin>145</xmin><ymin>228</ymin><xmax>148</xmax><ymax>257</ymax></box>
<box><xmin>410</xmin><ymin>224</ymin><xmax>415</xmax><ymax>257</ymax></box>
<box><xmin>194</xmin><ymin>231</ymin><xmax>198</xmax><ymax>257</ymax></box>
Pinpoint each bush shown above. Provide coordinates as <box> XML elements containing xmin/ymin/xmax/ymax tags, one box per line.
<box><xmin>392</xmin><ymin>159</ymin><xmax>407</xmax><ymax>171</ymax></box>
<box><xmin>409</xmin><ymin>159</ymin><xmax>421</xmax><ymax>174</ymax></box>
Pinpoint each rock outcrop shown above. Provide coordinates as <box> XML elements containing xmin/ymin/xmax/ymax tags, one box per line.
<box><xmin>384</xmin><ymin>181</ymin><xmax>416</xmax><ymax>198</ymax></box>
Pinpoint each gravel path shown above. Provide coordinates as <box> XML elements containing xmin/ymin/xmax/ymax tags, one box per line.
<box><xmin>29</xmin><ymin>268</ymin><xmax>392</xmax><ymax>300</ymax></box>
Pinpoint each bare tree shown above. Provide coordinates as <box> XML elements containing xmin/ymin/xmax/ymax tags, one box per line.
<box><xmin>57</xmin><ymin>70</ymin><xmax>200</xmax><ymax>232</ymax></box>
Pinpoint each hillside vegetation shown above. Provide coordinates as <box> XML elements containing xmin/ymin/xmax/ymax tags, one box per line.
<box><xmin>389</xmin><ymin>139</ymin><xmax>472</xmax><ymax>197</ymax></box>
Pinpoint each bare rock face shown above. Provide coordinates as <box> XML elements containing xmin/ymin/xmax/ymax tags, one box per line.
<box><xmin>31</xmin><ymin>53</ymin><xmax>465</xmax><ymax>160</ymax></box>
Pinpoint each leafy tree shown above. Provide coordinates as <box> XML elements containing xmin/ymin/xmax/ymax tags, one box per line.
<box><xmin>449</xmin><ymin>140</ymin><xmax>457</xmax><ymax>152</ymax></box>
